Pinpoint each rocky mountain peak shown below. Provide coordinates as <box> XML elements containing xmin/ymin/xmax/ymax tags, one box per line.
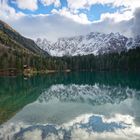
<box><xmin>36</xmin><ymin>32</ymin><xmax>140</xmax><ymax>57</ymax></box>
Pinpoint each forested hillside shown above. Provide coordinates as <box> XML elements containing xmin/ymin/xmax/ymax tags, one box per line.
<box><xmin>44</xmin><ymin>47</ymin><xmax>140</xmax><ymax>71</ymax></box>
<box><xmin>0</xmin><ymin>20</ymin><xmax>140</xmax><ymax>73</ymax></box>
<box><xmin>0</xmin><ymin>20</ymin><xmax>48</xmax><ymax>72</ymax></box>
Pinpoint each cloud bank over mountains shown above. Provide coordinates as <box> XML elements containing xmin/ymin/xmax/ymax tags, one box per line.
<box><xmin>0</xmin><ymin>0</ymin><xmax>140</xmax><ymax>41</ymax></box>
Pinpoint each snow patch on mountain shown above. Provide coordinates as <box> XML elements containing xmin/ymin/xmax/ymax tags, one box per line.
<box><xmin>36</xmin><ymin>32</ymin><xmax>140</xmax><ymax>57</ymax></box>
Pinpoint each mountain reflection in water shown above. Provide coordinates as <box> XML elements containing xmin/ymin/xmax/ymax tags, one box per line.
<box><xmin>0</xmin><ymin>72</ymin><xmax>140</xmax><ymax>140</ymax></box>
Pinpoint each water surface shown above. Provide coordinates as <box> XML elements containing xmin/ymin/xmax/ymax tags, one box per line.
<box><xmin>0</xmin><ymin>72</ymin><xmax>140</xmax><ymax>140</ymax></box>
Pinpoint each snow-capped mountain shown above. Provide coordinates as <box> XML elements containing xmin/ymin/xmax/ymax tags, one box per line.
<box><xmin>36</xmin><ymin>32</ymin><xmax>140</xmax><ymax>57</ymax></box>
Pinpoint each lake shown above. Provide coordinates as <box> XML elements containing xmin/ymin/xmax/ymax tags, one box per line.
<box><xmin>0</xmin><ymin>72</ymin><xmax>140</xmax><ymax>140</ymax></box>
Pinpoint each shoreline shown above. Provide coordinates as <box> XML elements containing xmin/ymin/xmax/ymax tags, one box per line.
<box><xmin>23</xmin><ymin>69</ymin><xmax>71</xmax><ymax>76</ymax></box>
<box><xmin>0</xmin><ymin>68</ymin><xmax>71</xmax><ymax>77</ymax></box>
<box><xmin>0</xmin><ymin>68</ymin><xmax>139</xmax><ymax>77</ymax></box>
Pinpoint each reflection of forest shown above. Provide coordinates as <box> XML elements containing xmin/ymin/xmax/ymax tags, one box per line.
<box><xmin>0</xmin><ymin>71</ymin><xmax>140</xmax><ymax>124</ymax></box>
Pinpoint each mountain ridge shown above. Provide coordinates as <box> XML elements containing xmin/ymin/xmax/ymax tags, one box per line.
<box><xmin>0</xmin><ymin>20</ymin><xmax>50</xmax><ymax>72</ymax></box>
<box><xmin>0</xmin><ymin>20</ymin><xmax>48</xmax><ymax>56</ymax></box>
<box><xmin>36</xmin><ymin>32</ymin><xmax>140</xmax><ymax>57</ymax></box>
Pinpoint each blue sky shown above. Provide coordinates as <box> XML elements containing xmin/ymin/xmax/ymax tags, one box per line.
<box><xmin>0</xmin><ymin>0</ymin><xmax>140</xmax><ymax>41</ymax></box>
<box><xmin>8</xmin><ymin>0</ymin><xmax>119</xmax><ymax>21</ymax></box>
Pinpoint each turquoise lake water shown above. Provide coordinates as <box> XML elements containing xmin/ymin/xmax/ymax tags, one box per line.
<box><xmin>0</xmin><ymin>72</ymin><xmax>140</xmax><ymax>140</ymax></box>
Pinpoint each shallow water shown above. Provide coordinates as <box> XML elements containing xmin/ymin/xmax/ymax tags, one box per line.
<box><xmin>0</xmin><ymin>72</ymin><xmax>140</xmax><ymax>140</ymax></box>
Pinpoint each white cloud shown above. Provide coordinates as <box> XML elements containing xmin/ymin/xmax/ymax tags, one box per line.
<box><xmin>113</xmin><ymin>0</ymin><xmax>140</xmax><ymax>10</ymax></box>
<box><xmin>132</xmin><ymin>8</ymin><xmax>140</xmax><ymax>37</ymax></box>
<box><xmin>67</xmin><ymin>0</ymin><xmax>140</xmax><ymax>11</ymax></box>
<box><xmin>100</xmin><ymin>10</ymin><xmax>133</xmax><ymax>22</ymax></box>
<box><xmin>52</xmin><ymin>7</ymin><xmax>90</xmax><ymax>24</ymax></box>
<box><xmin>40</xmin><ymin>0</ymin><xmax>61</xmax><ymax>7</ymax></box>
<box><xmin>3</xmin><ymin>12</ymin><xmax>133</xmax><ymax>42</ymax></box>
<box><xmin>0</xmin><ymin>0</ymin><xmax>139</xmax><ymax>42</ymax></box>
<box><xmin>67</xmin><ymin>0</ymin><xmax>140</xmax><ymax>23</ymax></box>
<box><xmin>51</xmin><ymin>0</ymin><xmax>139</xmax><ymax>26</ymax></box>
<box><xmin>0</xmin><ymin>0</ymin><xmax>24</xmax><ymax>20</ymax></box>
<box><xmin>67</xmin><ymin>0</ymin><xmax>88</xmax><ymax>10</ymax></box>
<box><xmin>15</xmin><ymin>0</ymin><xmax>38</xmax><ymax>11</ymax></box>
<box><xmin>6</xmin><ymin>14</ymin><xmax>92</xmax><ymax>41</ymax></box>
